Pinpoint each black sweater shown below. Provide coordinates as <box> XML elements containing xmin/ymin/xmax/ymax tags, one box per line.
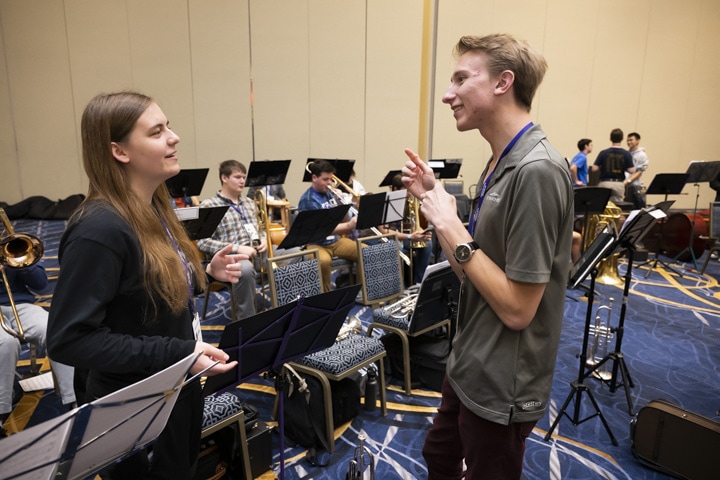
<box><xmin>47</xmin><ymin>202</ymin><xmax>196</xmax><ymax>399</ymax></box>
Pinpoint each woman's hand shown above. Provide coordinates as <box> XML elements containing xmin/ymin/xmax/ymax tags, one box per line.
<box><xmin>206</xmin><ymin>244</ymin><xmax>248</xmax><ymax>283</ymax></box>
<box><xmin>190</xmin><ymin>341</ymin><xmax>238</xmax><ymax>376</ymax></box>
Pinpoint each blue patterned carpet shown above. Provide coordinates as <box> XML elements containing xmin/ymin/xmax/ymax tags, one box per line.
<box><xmin>10</xmin><ymin>218</ymin><xmax>720</xmax><ymax>479</ymax></box>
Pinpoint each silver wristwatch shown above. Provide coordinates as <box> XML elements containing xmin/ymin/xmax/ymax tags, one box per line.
<box><xmin>453</xmin><ymin>241</ymin><xmax>479</xmax><ymax>264</ymax></box>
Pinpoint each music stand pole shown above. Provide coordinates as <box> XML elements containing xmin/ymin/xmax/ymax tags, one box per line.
<box><xmin>643</xmin><ymin>191</ymin><xmax>683</xmax><ymax>278</ymax></box>
<box><xmin>544</xmin><ymin>267</ymin><xmax>618</xmax><ymax>445</ymax></box>
<box><xmin>671</xmin><ymin>183</ymin><xmax>702</xmax><ymax>272</ymax></box>
<box><xmin>643</xmin><ymin>173</ymin><xmax>689</xmax><ymax>278</ymax></box>
<box><xmin>583</xmin><ymin>243</ymin><xmax>637</xmax><ymax>416</ymax></box>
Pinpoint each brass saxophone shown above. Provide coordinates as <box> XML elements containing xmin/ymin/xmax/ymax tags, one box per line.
<box><xmin>407</xmin><ymin>194</ymin><xmax>426</xmax><ymax>249</ymax></box>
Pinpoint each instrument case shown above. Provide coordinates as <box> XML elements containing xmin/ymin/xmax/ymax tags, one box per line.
<box><xmin>630</xmin><ymin>399</ymin><xmax>720</xmax><ymax>479</ymax></box>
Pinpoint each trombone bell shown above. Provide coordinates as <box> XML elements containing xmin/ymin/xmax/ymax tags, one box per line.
<box><xmin>1</xmin><ymin>234</ymin><xmax>44</xmax><ymax>268</ymax></box>
<box><xmin>0</xmin><ymin>208</ymin><xmax>44</xmax><ymax>269</ymax></box>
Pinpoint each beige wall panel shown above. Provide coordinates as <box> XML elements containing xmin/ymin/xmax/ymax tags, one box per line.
<box><xmin>307</xmin><ymin>1</ymin><xmax>366</xmax><ymax>164</ymax></box>
<box><xmin>64</xmin><ymin>0</ymin><xmax>134</xmax><ymax>196</ymax></box>
<box><xmin>432</xmin><ymin>1</ymin><xmax>495</xmax><ymax>190</ymax></box>
<box><xmin>124</xmin><ymin>0</ymin><xmax>197</xmax><ymax>166</ymax></box>
<box><xmin>65</xmin><ymin>0</ymin><xmax>133</xmax><ymax>104</ymax></box>
<box><xmin>636</xmin><ymin>1</ymin><xmax>701</xmax><ymax>209</ymax></box>
<box><xmin>676</xmin><ymin>0</ymin><xmax>720</xmax><ymax>210</ymax></box>
<box><xmin>0</xmin><ymin>22</ymin><xmax>21</xmax><ymax>202</ymax></box>
<box><xmin>539</xmin><ymin>0</ymin><xmax>600</xmax><ymax>159</ymax></box>
<box><xmin>249</xmin><ymin>0</ymin><xmax>311</xmax><ymax>204</ymax></box>
<box><xmin>586</xmin><ymin>1</ymin><xmax>650</xmax><ymax>145</ymax></box>
<box><xmin>1</xmin><ymin>0</ymin><xmax>82</xmax><ymax>200</ymax></box>
<box><xmin>363</xmin><ymin>0</ymin><xmax>424</xmax><ymax>191</ymax></box>
<box><xmin>188</xmin><ymin>0</ymin><xmax>253</xmax><ymax>200</ymax></box>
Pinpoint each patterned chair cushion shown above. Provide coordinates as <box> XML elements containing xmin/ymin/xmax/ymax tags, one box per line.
<box><xmin>202</xmin><ymin>390</ymin><xmax>245</xmax><ymax>430</ymax></box>
<box><xmin>372</xmin><ymin>307</ymin><xmax>411</xmax><ymax>330</ymax></box>
<box><xmin>274</xmin><ymin>258</ymin><xmax>322</xmax><ymax>306</ymax></box>
<box><xmin>294</xmin><ymin>334</ymin><xmax>385</xmax><ymax>375</ymax></box>
<box><xmin>362</xmin><ymin>241</ymin><xmax>402</xmax><ymax>301</ymax></box>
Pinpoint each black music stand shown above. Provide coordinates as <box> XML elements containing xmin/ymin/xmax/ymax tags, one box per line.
<box><xmin>355</xmin><ymin>191</ymin><xmax>407</xmax><ymax>230</ymax></box>
<box><xmin>379</xmin><ymin>170</ymin><xmax>402</xmax><ymax>188</ymax></box>
<box><xmin>409</xmin><ymin>262</ymin><xmax>461</xmax><ymax>337</ymax></box>
<box><xmin>0</xmin><ymin>353</ymin><xmax>199</xmax><ymax>480</ymax></box>
<box><xmin>246</xmin><ymin>159</ymin><xmax>291</xmax><ymax>188</ymax></box>
<box><xmin>428</xmin><ymin>158</ymin><xmax>463</xmax><ymax>179</ymax></box>
<box><xmin>584</xmin><ymin>205</ymin><xmax>667</xmax><ymax>416</ymax></box>
<box><xmin>545</xmin><ymin>226</ymin><xmax>619</xmax><ymax>446</ymax></box>
<box><xmin>303</xmin><ymin>158</ymin><xmax>355</xmax><ymax>184</ymax></box>
<box><xmin>686</xmin><ymin>160</ymin><xmax>720</xmax><ymax>184</ymax></box>
<box><xmin>202</xmin><ymin>285</ymin><xmax>362</xmax><ymax>480</ymax></box>
<box><xmin>643</xmin><ymin>173</ymin><xmax>688</xmax><ymax>277</ymax></box>
<box><xmin>175</xmin><ymin>205</ymin><xmax>229</xmax><ymax>241</ymax></box>
<box><xmin>278</xmin><ymin>205</ymin><xmax>350</xmax><ymax>250</ymax></box>
<box><xmin>165</xmin><ymin>168</ymin><xmax>209</xmax><ymax>206</ymax></box>
<box><xmin>574</xmin><ymin>187</ymin><xmax>612</xmax><ymax>254</ymax></box>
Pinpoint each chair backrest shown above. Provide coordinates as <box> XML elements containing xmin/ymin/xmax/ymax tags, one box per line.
<box><xmin>443</xmin><ymin>179</ymin><xmax>464</xmax><ymax>196</ymax></box>
<box><xmin>356</xmin><ymin>233</ymin><xmax>403</xmax><ymax>306</ymax></box>
<box><xmin>267</xmin><ymin>249</ymin><xmax>323</xmax><ymax>307</ymax></box>
<box><xmin>711</xmin><ymin>202</ymin><xmax>720</xmax><ymax>239</ymax></box>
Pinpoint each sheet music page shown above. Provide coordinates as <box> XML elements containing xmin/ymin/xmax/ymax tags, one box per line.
<box><xmin>174</xmin><ymin>206</ymin><xmax>200</xmax><ymax>221</ymax></box>
<box><xmin>66</xmin><ymin>353</ymin><xmax>199</xmax><ymax>480</ymax></box>
<box><xmin>619</xmin><ymin>209</ymin><xmax>640</xmax><ymax>235</ymax></box>
<box><xmin>385</xmin><ymin>190</ymin><xmax>407</xmax><ymax>223</ymax></box>
<box><xmin>422</xmin><ymin>260</ymin><xmax>450</xmax><ymax>281</ymax></box>
<box><xmin>19</xmin><ymin>371</ymin><xmax>55</xmax><ymax>392</ymax></box>
<box><xmin>0</xmin><ymin>408</ymin><xmax>76</xmax><ymax>480</ymax></box>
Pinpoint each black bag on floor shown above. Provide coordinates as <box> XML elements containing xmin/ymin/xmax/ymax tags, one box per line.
<box><xmin>281</xmin><ymin>365</ymin><xmax>361</xmax><ymax>452</ymax></box>
<box><xmin>630</xmin><ymin>399</ymin><xmax>720</xmax><ymax>480</ymax></box>
<box><xmin>381</xmin><ymin>331</ymin><xmax>450</xmax><ymax>392</ymax></box>
<box><xmin>194</xmin><ymin>421</ymin><xmax>244</xmax><ymax>480</ymax></box>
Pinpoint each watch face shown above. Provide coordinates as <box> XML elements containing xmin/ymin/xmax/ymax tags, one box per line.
<box><xmin>455</xmin><ymin>244</ymin><xmax>472</xmax><ymax>262</ymax></box>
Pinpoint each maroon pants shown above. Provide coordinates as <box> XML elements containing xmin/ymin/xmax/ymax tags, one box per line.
<box><xmin>422</xmin><ymin>376</ymin><xmax>536</xmax><ymax>480</ymax></box>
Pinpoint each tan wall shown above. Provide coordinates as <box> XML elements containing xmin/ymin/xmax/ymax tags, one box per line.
<box><xmin>1</xmin><ymin>0</ymin><xmax>718</xmax><ymax>211</ymax></box>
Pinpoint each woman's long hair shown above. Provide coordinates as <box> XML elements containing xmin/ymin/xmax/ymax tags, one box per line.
<box><xmin>77</xmin><ymin>91</ymin><xmax>207</xmax><ymax>316</ymax></box>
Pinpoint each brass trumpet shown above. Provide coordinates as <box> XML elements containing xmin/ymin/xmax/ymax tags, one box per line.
<box><xmin>0</xmin><ymin>207</ymin><xmax>45</xmax><ymax>343</ymax></box>
<box><xmin>587</xmin><ymin>297</ymin><xmax>614</xmax><ymax>382</ymax></box>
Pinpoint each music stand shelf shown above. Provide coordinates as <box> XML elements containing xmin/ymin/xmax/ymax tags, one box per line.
<box><xmin>356</xmin><ymin>191</ymin><xmax>407</xmax><ymax>230</ymax></box>
<box><xmin>165</xmin><ymin>168</ymin><xmax>209</xmax><ymax>200</ymax></box>
<box><xmin>246</xmin><ymin>159</ymin><xmax>291</xmax><ymax>188</ymax></box>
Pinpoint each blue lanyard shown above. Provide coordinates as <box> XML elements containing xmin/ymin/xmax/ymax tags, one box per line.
<box><xmin>222</xmin><ymin>195</ymin><xmax>250</xmax><ymax>223</ymax></box>
<box><xmin>467</xmin><ymin>122</ymin><xmax>534</xmax><ymax>235</ymax></box>
<box><xmin>159</xmin><ymin>215</ymin><xmax>195</xmax><ymax>316</ymax></box>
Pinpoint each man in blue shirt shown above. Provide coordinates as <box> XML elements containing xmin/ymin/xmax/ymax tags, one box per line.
<box><xmin>569</xmin><ymin>138</ymin><xmax>592</xmax><ymax>187</ymax></box>
<box><xmin>297</xmin><ymin>160</ymin><xmax>358</xmax><ymax>292</ymax></box>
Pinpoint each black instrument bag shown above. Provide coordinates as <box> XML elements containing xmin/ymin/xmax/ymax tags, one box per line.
<box><xmin>630</xmin><ymin>399</ymin><xmax>720</xmax><ymax>480</ymax></box>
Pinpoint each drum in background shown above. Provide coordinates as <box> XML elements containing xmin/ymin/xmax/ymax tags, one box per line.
<box><xmin>642</xmin><ymin>212</ymin><xmax>707</xmax><ymax>261</ymax></box>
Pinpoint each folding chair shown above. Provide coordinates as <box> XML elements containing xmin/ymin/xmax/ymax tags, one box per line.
<box><xmin>267</xmin><ymin>248</ymin><xmax>387</xmax><ymax>452</ymax></box>
<box><xmin>355</xmin><ymin>233</ymin><xmax>404</xmax><ymax>307</ymax></box>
